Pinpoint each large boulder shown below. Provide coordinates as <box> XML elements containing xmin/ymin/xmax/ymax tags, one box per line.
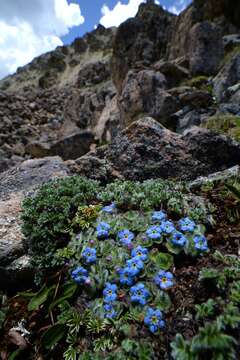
<box><xmin>119</xmin><ymin>70</ymin><xmax>179</xmax><ymax>129</ymax></box>
<box><xmin>69</xmin><ymin>117</ymin><xmax>240</xmax><ymax>182</ymax></box>
<box><xmin>0</xmin><ymin>157</ymin><xmax>69</xmax><ymax>289</ymax></box>
<box><xmin>189</xmin><ymin>21</ymin><xmax>223</xmax><ymax>76</ymax></box>
<box><xmin>213</xmin><ymin>53</ymin><xmax>240</xmax><ymax>101</ymax></box>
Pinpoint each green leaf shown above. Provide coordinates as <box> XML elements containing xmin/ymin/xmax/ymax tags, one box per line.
<box><xmin>41</xmin><ymin>323</ymin><xmax>66</xmax><ymax>349</ymax></box>
<box><xmin>28</xmin><ymin>284</ymin><xmax>56</xmax><ymax>311</ymax></box>
<box><xmin>166</xmin><ymin>241</ymin><xmax>182</xmax><ymax>255</ymax></box>
<box><xmin>151</xmin><ymin>252</ymin><xmax>173</xmax><ymax>270</ymax></box>
<box><xmin>154</xmin><ymin>290</ymin><xmax>172</xmax><ymax>311</ymax></box>
<box><xmin>49</xmin><ymin>282</ymin><xmax>77</xmax><ymax>311</ymax></box>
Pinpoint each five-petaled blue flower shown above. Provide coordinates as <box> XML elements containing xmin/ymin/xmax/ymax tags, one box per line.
<box><xmin>154</xmin><ymin>270</ymin><xmax>174</xmax><ymax>290</ymax></box>
<box><xmin>160</xmin><ymin>220</ymin><xmax>175</xmax><ymax>234</ymax></box>
<box><xmin>146</xmin><ymin>226</ymin><xmax>162</xmax><ymax>239</ymax></box>
<box><xmin>103</xmin><ymin>283</ymin><xmax>118</xmax><ymax>303</ymax></box>
<box><xmin>97</xmin><ymin>222</ymin><xmax>111</xmax><ymax>238</ymax></box>
<box><xmin>194</xmin><ymin>235</ymin><xmax>208</xmax><ymax>252</ymax></box>
<box><xmin>118</xmin><ymin>229</ymin><xmax>134</xmax><ymax>245</ymax></box>
<box><xmin>104</xmin><ymin>304</ymin><xmax>117</xmax><ymax>319</ymax></box>
<box><xmin>82</xmin><ymin>247</ymin><xmax>97</xmax><ymax>264</ymax></box>
<box><xmin>171</xmin><ymin>232</ymin><xmax>187</xmax><ymax>247</ymax></box>
<box><xmin>179</xmin><ymin>217</ymin><xmax>196</xmax><ymax>232</ymax></box>
<box><xmin>119</xmin><ymin>268</ymin><xmax>135</xmax><ymax>286</ymax></box>
<box><xmin>152</xmin><ymin>211</ymin><xmax>166</xmax><ymax>222</ymax></box>
<box><xmin>71</xmin><ymin>266</ymin><xmax>88</xmax><ymax>284</ymax></box>
<box><xmin>144</xmin><ymin>307</ymin><xmax>165</xmax><ymax>333</ymax></box>
<box><xmin>126</xmin><ymin>257</ymin><xmax>144</xmax><ymax>277</ymax></box>
<box><xmin>130</xmin><ymin>283</ymin><xmax>150</xmax><ymax>306</ymax></box>
<box><xmin>131</xmin><ymin>246</ymin><xmax>148</xmax><ymax>262</ymax></box>
<box><xmin>102</xmin><ymin>203</ymin><xmax>116</xmax><ymax>213</ymax></box>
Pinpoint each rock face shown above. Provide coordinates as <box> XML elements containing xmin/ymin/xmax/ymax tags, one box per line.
<box><xmin>118</xmin><ymin>70</ymin><xmax>179</xmax><ymax>128</ymax></box>
<box><xmin>112</xmin><ymin>2</ymin><xmax>174</xmax><ymax>92</ymax></box>
<box><xmin>213</xmin><ymin>54</ymin><xmax>240</xmax><ymax>101</ymax></box>
<box><xmin>69</xmin><ymin>117</ymin><xmax>240</xmax><ymax>182</ymax></box>
<box><xmin>0</xmin><ymin>157</ymin><xmax>69</xmax><ymax>289</ymax></box>
<box><xmin>189</xmin><ymin>21</ymin><xmax>223</xmax><ymax>75</ymax></box>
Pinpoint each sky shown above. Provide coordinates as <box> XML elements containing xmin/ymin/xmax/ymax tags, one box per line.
<box><xmin>0</xmin><ymin>0</ymin><xmax>191</xmax><ymax>80</ymax></box>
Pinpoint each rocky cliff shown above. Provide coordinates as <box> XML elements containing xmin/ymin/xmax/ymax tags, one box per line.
<box><xmin>0</xmin><ymin>0</ymin><xmax>239</xmax><ymax>176</ymax></box>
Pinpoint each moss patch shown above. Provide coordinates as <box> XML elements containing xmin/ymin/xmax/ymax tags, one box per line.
<box><xmin>203</xmin><ymin>114</ymin><xmax>240</xmax><ymax>141</ymax></box>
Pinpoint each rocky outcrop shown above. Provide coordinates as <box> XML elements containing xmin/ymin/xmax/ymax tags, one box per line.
<box><xmin>213</xmin><ymin>53</ymin><xmax>240</xmax><ymax>101</ymax></box>
<box><xmin>118</xmin><ymin>69</ymin><xmax>179</xmax><ymax>128</ymax></box>
<box><xmin>189</xmin><ymin>21</ymin><xmax>223</xmax><ymax>75</ymax></box>
<box><xmin>0</xmin><ymin>157</ymin><xmax>69</xmax><ymax>289</ymax></box>
<box><xmin>112</xmin><ymin>2</ymin><xmax>174</xmax><ymax>92</ymax></box>
<box><xmin>69</xmin><ymin>117</ymin><xmax>240</xmax><ymax>182</ymax></box>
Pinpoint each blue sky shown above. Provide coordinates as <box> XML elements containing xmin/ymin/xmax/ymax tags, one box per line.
<box><xmin>0</xmin><ymin>0</ymin><xmax>191</xmax><ymax>79</ymax></box>
<box><xmin>62</xmin><ymin>0</ymin><xmax>192</xmax><ymax>44</ymax></box>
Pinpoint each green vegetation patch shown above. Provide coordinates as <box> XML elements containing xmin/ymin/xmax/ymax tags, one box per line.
<box><xmin>202</xmin><ymin>114</ymin><xmax>240</xmax><ymax>141</ymax></box>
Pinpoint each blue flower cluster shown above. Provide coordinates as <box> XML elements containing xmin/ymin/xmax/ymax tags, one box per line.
<box><xmin>130</xmin><ymin>283</ymin><xmax>150</xmax><ymax>306</ymax></box>
<box><xmin>97</xmin><ymin>221</ymin><xmax>111</xmax><ymax>238</ymax></box>
<box><xmin>178</xmin><ymin>217</ymin><xmax>196</xmax><ymax>232</ymax></box>
<box><xmin>118</xmin><ymin>229</ymin><xmax>134</xmax><ymax>246</ymax></box>
<box><xmin>152</xmin><ymin>211</ymin><xmax>166</xmax><ymax>222</ymax></box>
<box><xmin>154</xmin><ymin>270</ymin><xmax>174</xmax><ymax>290</ymax></box>
<box><xmin>146</xmin><ymin>213</ymin><xmax>208</xmax><ymax>253</ymax></box>
<box><xmin>194</xmin><ymin>235</ymin><xmax>208</xmax><ymax>252</ymax></box>
<box><xmin>82</xmin><ymin>247</ymin><xmax>97</xmax><ymax>264</ymax></box>
<box><xmin>144</xmin><ymin>307</ymin><xmax>165</xmax><ymax>333</ymax></box>
<box><xmin>102</xmin><ymin>202</ymin><xmax>116</xmax><ymax>213</ymax></box>
<box><xmin>71</xmin><ymin>266</ymin><xmax>89</xmax><ymax>284</ymax></box>
<box><xmin>118</xmin><ymin>245</ymin><xmax>148</xmax><ymax>285</ymax></box>
<box><xmin>103</xmin><ymin>283</ymin><xmax>118</xmax><ymax>319</ymax></box>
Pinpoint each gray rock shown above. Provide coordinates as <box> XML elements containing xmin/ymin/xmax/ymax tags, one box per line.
<box><xmin>26</xmin><ymin>130</ymin><xmax>94</xmax><ymax>160</ymax></box>
<box><xmin>189</xmin><ymin>165</ymin><xmax>240</xmax><ymax>189</ymax></box>
<box><xmin>70</xmin><ymin>117</ymin><xmax>240</xmax><ymax>182</ymax></box>
<box><xmin>189</xmin><ymin>21</ymin><xmax>224</xmax><ymax>76</ymax></box>
<box><xmin>119</xmin><ymin>70</ymin><xmax>179</xmax><ymax>129</ymax></box>
<box><xmin>213</xmin><ymin>54</ymin><xmax>240</xmax><ymax>101</ymax></box>
<box><xmin>153</xmin><ymin>61</ymin><xmax>190</xmax><ymax>88</ymax></box>
<box><xmin>0</xmin><ymin>157</ymin><xmax>69</xmax><ymax>289</ymax></box>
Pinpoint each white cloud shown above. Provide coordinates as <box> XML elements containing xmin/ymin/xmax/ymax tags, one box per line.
<box><xmin>100</xmin><ymin>0</ymin><xmax>164</xmax><ymax>28</ymax></box>
<box><xmin>168</xmin><ymin>0</ymin><xmax>191</xmax><ymax>15</ymax></box>
<box><xmin>0</xmin><ymin>0</ymin><xmax>84</xmax><ymax>79</ymax></box>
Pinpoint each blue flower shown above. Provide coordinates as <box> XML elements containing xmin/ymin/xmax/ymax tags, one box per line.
<box><xmin>179</xmin><ymin>217</ymin><xmax>196</xmax><ymax>232</ymax></box>
<box><xmin>126</xmin><ymin>257</ymin><xmax>144</xmax><ymax>277</ymax></box>
<box><xmin>171</xmin><ymin>232</ymin><xmax>187</xmax><ymax>247</ymax></box>
<box><xmin>144</xmin><ymin>307</ymin><xmax>165</xmax><ymax>333</ymax></box>
<box><xmin>71</xmin><ymin>266</ymin><xmax>88</xmax><ymax>284</ymax></box>
<box><xmin>131</xmin><ymin>246</ymin><xmax>148</xmax><ymax>262</ymax></box>
<box><xmin>160</xmin><ymin>221</ymin><xmax>175</xmax><ymax>234</ymax></box>
<box><xmin>103</xmin><ymin>283</ymin><xmax>118</xmax><ymax>303</ymax></box>
<box><xmin>146</xmin><ymin>226</ymin><xmax>162</xmax><ymax>239</ymax></box>
<box><xmin>104</xmin><ymin>304</ymin><xmax>117</xmax><ymax>319</ymax></box>
<box><xmin>82</xmin><ymin>247</ymin><xmax>97</xmax><ymax>264</ymax></box>
<box><xmin>154</xmin><ymin>270</ymin><xmax>174</xmax><ymax>290</ymax></box>
<box><xmin>97</xmin><ymin>222</ymin><xmax>111</xmax><ymax>238</ymax></box>
<box><xmin>152</xmin><ymin>211</ymin><xmax>166</xmax><ymax>222</ymax></box>
<box><xmin>119</xmin><ymin>268</ymin><xmax>135</xmax><ymax>286</ymax></box>
<box><xmin>118</xmin><ymin>229</ymin><xmax>134</xmax><ymax>245</ymax></box>
<box><xmin>194</xmin><ymin>235</ymin><xmax>208</xmax><ymax>252</ymax></box>
<box><xmin>130</xmin><ymin>283</ymin><xmax>150</xmax><ymax>306</ymax></box>
<box><xmin>102</xmin><ymin>203</ymin><xmax>116</xmax><ymax>213</ymax></box>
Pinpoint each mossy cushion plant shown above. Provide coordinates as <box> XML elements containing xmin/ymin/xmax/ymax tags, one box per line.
<box><xmin>6</xmin><ymin>175</ymin><xmax>238</xmax><ymax>359</ymax></box>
